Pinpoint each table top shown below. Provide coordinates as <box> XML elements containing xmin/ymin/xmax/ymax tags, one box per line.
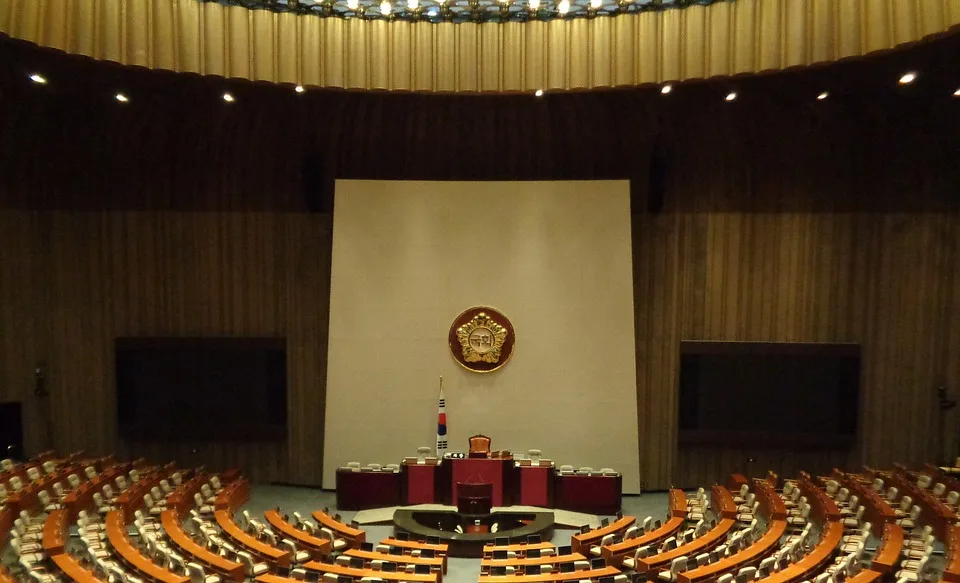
<box><xmin>52</xmin><ymin>553</ymin><xmax>105</xmax><ymax>583</ymax></box>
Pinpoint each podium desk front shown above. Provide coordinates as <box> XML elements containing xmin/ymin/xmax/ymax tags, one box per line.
<box><xmin>336</xmin><ymin>469</ymin><xmax>402</xmax><ymax>510</ymax></box>
<box><xmin>518</xmin><ymin>464</ymin><xmax>554</xmax><ymax>508</ymax></box>
<box><xmin>450</xmin><ymin>458</ymin><xmax>516</xmax><ymax>507</ymax></box>
<box><xmin>554</xmin><ymin>473</ymin><xmax>622</xmax><ymax>515</ymax></box>
<box><xmin>402</xmin><ymin>459</ymin><xmax>441</xmax><ymax>505</ymax></box>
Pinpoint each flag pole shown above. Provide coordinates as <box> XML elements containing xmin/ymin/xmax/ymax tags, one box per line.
<box><xmin>436</xmin><ymin>375</ymin><xmax>447</xmax><ymax>458</ymax></box>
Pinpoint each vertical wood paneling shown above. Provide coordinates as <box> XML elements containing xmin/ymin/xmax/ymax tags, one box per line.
<box><xmin>0</xmin><ymin>210</ymin><xmax>332</xmax><ymax>485</ymax></box>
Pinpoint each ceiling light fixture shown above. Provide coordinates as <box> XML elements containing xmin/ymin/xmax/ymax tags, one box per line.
<box><xmin>817</xmin><ymin>91</ymin><xmax>829</xmax><ymax>100</ymax></box>
<box><xmin>29</xmin><ymin>73</ymin><xmax>47</xmax><ymax>84</ymax></box>
<box><xmin>661</xmin><ymin>84</ymin><xmax>672</xmax><ymax>95</ymax></box>
<box><xmin>535</xmin><ymin>89</ymin><xmax>544</xmax><ymax>97</ymax></box>
<box><xmin>380</xmin><ymin>0</ymin><xmax>391</xmax><ymax>14</ymax></box>
<box><xmin>408</xmin><ymin>0</ymin><xmax>419</xmax><ymax>8</ymax></box>
<box><xmin>557</xmin><ymin>0</ymin><xmax>569</xmax><ymax>14</ymax></box>
<box><xmin>223</xmin><ymin>93</ymin><xmax>235</xmax><ymax>102</ymax></box>
<box><xmin>953</xmin><ymin>88</ymin><xmax>960</xmax><ymax>97</ymax></box>
<box><xmin>115</xmin><ymin>93</ymin><xmax>129</xmax><ymax>103</ymax></box>
<box><xmin>725</xmin><ymin>92</ymin><xmax>737</xmax><ymax>101</ymax></box>
<box><xmin>590</xmin><ymin>0</ymin><xmax>601</xmax><ymax>8</ymax></box>
<box><xmin>529</xmin><ymin>0</ymin><xmax>540</xmax><ymax>10</ymax></box>
<box><xmin>899</xmin><ymin>72</ymin><xmax>917</xmax><ymax>85</ymax></box>
<box><xmin>347</xmin><ymin>0</ymin><xmax>359</xmax><ymax>9</ymax></box>
<box><xmin>295</xmin><ymin>85</ymin><xmax>305</xmax><ymax>93</ymax></box>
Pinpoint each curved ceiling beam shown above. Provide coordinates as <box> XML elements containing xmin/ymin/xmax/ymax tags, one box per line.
<box><xmin>0</xmin><ymin>0</ymin><xmax>957</xmax><ymax>91</ymax></box>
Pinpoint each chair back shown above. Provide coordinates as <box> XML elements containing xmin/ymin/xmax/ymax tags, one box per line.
<box><xmin>469</xmin><ymin>435</ymin><xmax>492</xmax><ymax>458</ymax></box>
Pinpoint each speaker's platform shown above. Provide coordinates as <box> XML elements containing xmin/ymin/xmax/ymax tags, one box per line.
<box><xmin>392</xmin><ymin>508</ymin><xmax>555</xmax><ymax>558</ymax></box>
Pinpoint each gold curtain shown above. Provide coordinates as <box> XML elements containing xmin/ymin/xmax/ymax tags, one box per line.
<box><xmin>1</xmin><ymin>0</ymin><xmax>957</xmax><ymax>91</ymax></box>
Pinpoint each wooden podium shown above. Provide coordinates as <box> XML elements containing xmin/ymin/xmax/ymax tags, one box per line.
<box><xmin>457</xmin><ymin>481</ymin><xmax>493</xmax><ymax>515</ymax></box>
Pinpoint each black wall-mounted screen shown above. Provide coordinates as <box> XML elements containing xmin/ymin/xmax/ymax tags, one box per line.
<box><xmin>116</xmin><ymin>337</ymin><xmax>287</xmax><ymax>440</ymax></box>
<box><xmin>678</xmin><ymin>341</ymin><xmax>860</xmax><ymax>447</ymax></box>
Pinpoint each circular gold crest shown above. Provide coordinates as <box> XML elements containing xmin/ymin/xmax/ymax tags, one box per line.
<box><xmin>448</xmin><ymin>307</ymin><xmax>515</xmax><ymax>373</ymax></box>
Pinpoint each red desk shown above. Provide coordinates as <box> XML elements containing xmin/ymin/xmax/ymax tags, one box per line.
<box><xmin>335</xmin><ymin>469</ymin><xmax>402</xmax><ymax>510</ymax></box>
<box><xmin>554</xmin><ymin>473</ymin><xmax>621</xmax><ymax>515</ymax></box>
<box><xmin>518</xmin><ymin>464</ymin><xmax>554</xmax><ymax>508</ymax></box>
<box><xmin>450</xmin><ymin>458</ymin><xmax>514</xmax><ymax>507</ymax></box>
<box><xmin>403</xmin><ymin>460</ymin><xmax>440</xmax><ymax>505</ymax></box>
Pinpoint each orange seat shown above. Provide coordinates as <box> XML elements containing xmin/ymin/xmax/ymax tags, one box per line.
<box><xmin>469</xmin><ymin>435</ymin><xmax>492</xmax><ymax>459</ymax></box>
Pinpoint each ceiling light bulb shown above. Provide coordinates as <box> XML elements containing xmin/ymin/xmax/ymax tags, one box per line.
<box><xmin>590</xmin><ymin>0</ymin><xmax>601</xmax><ymax>8</ymax></box>
<box><xmin>29</xmin><ymin>74</ymin><xmax>47</xmax><ymax>84</ymax></box>
<box><xmin>953</xmin><ymin>88</ymin><xmax>960</xmax><ymax>97</ymax></box>
<box><xmin>535</xmin><ymin>89</ymin><xmax>544</xmax><ymax>97</ymax></box>
<box><xmin>661</xmin><ymin>84</ymin><xmax>672</xmax><ymax>95</ymax></box>
<box><xmin>899</xmin><ymin>72</ymin><xmax>916</xmax><ymax>85</ymax></box>
<box><xmin>347</xmin><ymin>0</ymin><xmax>359</xmax><ymax>9</ymax></box>
<box><xmin>817</xmin><ymin>91</ymin><xmax>829</xmax><ymax>100</ymax></box>
<box><xmin>529</xmin><ymin>0</ymin><xmax>540</xmax><ymax>10</ymax></box>
<box><xmin>427</xmin><ymin>7</ymin><xmax>438</xmax><ymax>15</ymax></box>
<box><xmin>380</xmin><ymin>0</ymin><xmax>391</xmax><ymax>14</ymax></box>
<box><xmin>725</xmin><ymin>92</ymin><xmax>737</xmax><ymax>101</ymax></box>
<box><xmin>223</xmin><ymin>93</ymin><xmax>235</xmax><ymax>102</ymax></box>
<box><xmin>408</xmin><ymin>0</ymin><xmax>419</xmax><ymax>8</ymax></box>
<box><xmin>115</xmin><ymin>93</ymin><xmax>129</xmax><ymax>103</ymax></box>
<box><xmin>295</xmin><ymin>85</ymin><xmax>305</xmax><ymax>93</ymax></box>
<box><xmin>557</xmin><ymin>0</ymin><xmax>569</xmax><ymax>14</ymax></box>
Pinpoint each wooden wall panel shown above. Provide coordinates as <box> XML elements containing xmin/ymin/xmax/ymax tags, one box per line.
<box><xmin>0</xmin><ymin>211</ymin><xmax>332</xmax><ymax>485</ymax></box>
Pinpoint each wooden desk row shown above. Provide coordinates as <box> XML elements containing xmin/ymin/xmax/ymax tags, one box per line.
<box><xmin>829</xmin><ymin>470</ymin><xmax>897</xmax><ymax>536</ymax></box>
<box><xmin>879</xmin><ymin>469</ymin><xmax>954</xmax><ymax>539</ymax></box>
<box><xmin>62</xmin><ymin>464</ymin><xmax>129</xmax><ymax>520</ymax></box>
<box><xmin>711</xmin><ymin>485</ymin><xmax>737</xmax><ymax>519</ymax></box>
<box><xmin>483</xmin><ymin>541</ymin><xmax>556</xmax><ymax>559</ymax></box>
<box><xmin>214</xmin><ymin>478</ymin><xmax>250</xmax><ymax>513</ymax></box>
<box><xmin>166</xmin><ymin>472</ymin><xmax>207</xmax><ymax>517</ymax></box>
<box><xmin>42</xmin><ymin>508</ymin><xmax>70</xmax><ymax>555</ymax></box>
<box><xmin>755</xmin><ymin>521</ymin><xmax>843</xmax><ymax>583</ymax></box>
<box><xmin>161</xmin><ymin>509</ymin><xmax>245</xmax><ymax>582</ymax></box>
<box><xmin>382</xmin><ymin>538</ymin><xmax>449</xmax><ymax>557</ymax></box>
<box><xmin>797</xmin><ymin>472</ymin><xmax>840</xmax><ymax>523</ymax></box>
<box><xmin>751</xmin><ymin>480</ymin><xmax>787</xmax><ymax>521</ymax></box>
<box><xmin>52</xmin><ymin>553</ymin><xmax>106</xmax><ymax>583</ymax></box>
<box><xmin>479</xmin><ymin>566</ymin><xmax>621</xmax><ymax>583</ymax></box>
<box><xmin>215</xmin><ymin>509</ymin><xmax>292</xmax><ymax>567</ymax></box>
<box><xmin>571</xmin><ymin>515</ymin><xmax>636</xmax><ymax>554</ymax></box>
<box><xmin>0</xmin><ymin>506</ymin><xmax>14</xmax><ymax>549</ymax></box>
<box><xmin>481</xmin><ymin>552</ymin><xmax>585</xmax><ymax>573</ymax></box>
<box><xmin>115</xmin><ymin>474</ymin><xmax>163</xmax><ymax>521</ymax></box>
<box><xmin>942</xmin><ymin>524</ymin><xmax>960</xmax><ymax>583</ymax></box>
<box><xmin>301</xmin><ymin>560</ymin><xmax>438</xmax><ymax>583</ymax></box>
<box><xmin>601</xmin><ymin>490</ymin><xmax>688</xmax><ymax>566</ymax></box>
<box><xmin>869</xmin><ymin>523</ymin><xmax>904</xmax><ymax>574</ymax></box>
<box><xmin>677</xmin><ymin>520</ymin><xmax>788</xmax><ymax>583</ymax></box>
<box><xmin>312</xmin><ymin>510</ymin><xmax>365</xmax><ymax>548</ymax></box>
<box><xmin>106</xmin><ymin>510</ymin><xmax>190</xmax><ymax>583</ymax></box>
<box><xmin>265</xmin><ymin>510</ymin><xmax>333</xmax><ymax>558</ymax></box>
<box><xmin>344</xmin><ymin>549</ymin><xmax>445</xmax><ymax>580</ymax></box>
<box><xmin>636</xmin><ymin>518</ymin><xmax>738</xmax><ymax>574</ymax></box>
<box><xmin>5</xmin><ymin>463</ymin><xmax>80</xmax><ymax>513</ymax></box>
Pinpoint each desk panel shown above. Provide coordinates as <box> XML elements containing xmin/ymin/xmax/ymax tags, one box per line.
<box><xmin>106</xmin><ymin>511</ymin><xmax>190</xmax><ymax>583</ymax></box>
<box><xmin>336</xmin><ymin>470</ymin><xmax>402</xmax><ymax>510</ymax></box>
<box><xmin>302</xmin><ymin>561</ymin><xmax>437</xmax><ymax>583</ymax></box>
<box><xmin>571</xmin><ymin>516</ymin><xmax>635</xmax><ymax>554</ymax></box>
<box><xmin>312</xmin><ymin>511</ymin><xmax>366</xmax><ymax>547</ymax></box>
<box><xmin>380</xmin><ymin>538</ymin><xmax>449</xmax><ymax>556</ymax></box>
<box><xmin>52</xmin><ymin>553</ymin><xmax>105</xmax><ymax>583</ymax></box>
<box><xmin>478</xmin><ymin>566</ymin><xmax>620</xmax><ymax>583</ymax></box>
<box><xmin>757</xmin><ymin>522</ymin><xmax>843</xmax><ymax>583</ymax></box>
<box><xmin>637</xmin><ymin>519</ymin><xmax>736</xmax><ymax>574</ymax></box>
<box><xmin>677</xmin><ymin>520</ymin><xmax>786</xmax><ymax>583</ymax></box>
<box><xmin>42</xmin><ymin>509</ymin><xmax>68</xmax><ymax>555</ymax></box>
<box><xmin>451</xmin><ymin>459</ymin><xmax>513</xmax><ymax>508</ymax></box>
<box><xmin>519</xmin><ymin>466</ymin><xmax>555</xmax><ymax>508</ymax></box>
<box><xmin>403</xmin><ymin>462</ymin><xmax>441</xmax><ymax>506</ymax></box>
<box><xmin>344</xmin><ymin>549</ymin><xmax>445</xmax><ymax>578</ymax></box>
<box><xmin>554</xmin><ymin>474</ymin><xmax>621</xmax><ymax>515</ymax></box>
<box><xmin>601</xmin><ymin>516</ymin><xmax>684</xmax><ymax>566</ymax></box>
<box><xmin>870</xmin><ymin>523</ymin><xmax>904</xmax><ymax>574</ymax></box>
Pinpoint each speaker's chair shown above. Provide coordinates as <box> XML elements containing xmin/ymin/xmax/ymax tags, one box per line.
<box><xmin>468</xmin><ymin>434</ymin><xmax>491</xmax><ymax>458</ymax></box>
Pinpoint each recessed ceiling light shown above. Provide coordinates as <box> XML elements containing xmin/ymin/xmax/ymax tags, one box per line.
<box><xmin>589</xmin><ymin>0</ymin><xmax>601</xmax><ymax>8</ymax></box>
<box><xmin>29</xmin><ymin>73</ymin><xmax>46</xmax><ymax>84</ymax></box>
<box><xmin>115</xmin><ymin>93</ymin><xmax>129</xmax><ymax>103</ymax></box>
<box><xmin>661</xmin><ymin>84</ymin><xmax>672</xmax><ymax>95</ymax></box>
<box><xmin>223</xmin><ymin>93</ymin><xmax>235</xmax><ymax>102</ymax></box>
<box><xmin>408</xmin><ymin>0</ymin><xmax>419</xmax><ymax>8</ymax></box>
<box><xmin>347</xmin><ymin>0</ymin><xmax>359</xmax><ymax>9</ymax></box>
<box><xmin>899</xmin><ymin>72</ymin><xmax>917</xmax><ymax>85</ymax></box>
<box><xmin>725</xmin><ymin>92</ymin><xmax>737</xmax><ymax>102</ymax></box>
<box><xmin>535</xmin><ymin>89</ymin><xmax>544</xmax><ymax>97</ymax></box>
<box><xmin>380</xmin><ymin>0</ymin><xmax>391</xmax><ymax>14</ymax></box>
<box><xmin>953</xmin><ymin>88</ymin><xmax>960</xmax><ymax>97</ymax></box>
<box><xmin>295</xmin><ymin>85</ymin><xmax>305</xmax><ymax>93</ymax></box>
<box><xmin>427</xmin><ymin>7</ymin><xmax>437</xmax><ymax>15</ymax></box>
<box><xmin>557</xmin><ymin>0</ymin><xmax>569</xmax><ymax>14</ymax></box>
<box><xmin>817</xmin><ymin>91</ymin><xmax>829</xmax><ymax>100</ymax></box>
<box><xmin>529</xmin><ymin>0</ymin><xmax>540</xmax><ymax>10</ymax></box>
